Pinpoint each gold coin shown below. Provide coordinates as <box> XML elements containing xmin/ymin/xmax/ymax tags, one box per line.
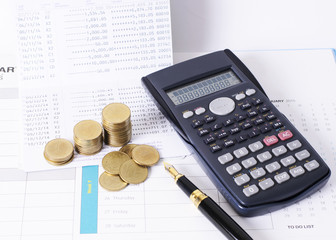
<box><xmin>73</xmin><ymin>120</ymin><xmax>102</xmax><ymax>141</ymax></box>
<box><xmin>119</xmin><ymin>159</ymin><xmax>148</xmax><ymax>184</ymax></box>
<box><xmin>102</xmin><ymin>103</ymin><xmax>131</xmax><ymax>124</ymax></box>
<box><xmin>44</xmin><ymin>138</ymin><xmax>74</xmax><ymax>163</ymax></box>
<box><xmin>131</xmin><ymin>145</ymin><xmax>160</xmax><ymax>166</ymax></box>
<box><xmin>119</xmin><ymin>144</ymin><xmax>138</xmax><ymax>157</ymax></box>
<box><xmin>99</xmin><ymin>171</ymin><xmax>128</xmax><ymax>191</ymax></box>
<box><xmin>45</xmin><ymin>155</ymin><xmax>74</xmax><ymax>166</ymax></box>
<box><xmin>102</xmin><ymin>151</ymin><xmax>131</xmax><ymax>175</ymax></box>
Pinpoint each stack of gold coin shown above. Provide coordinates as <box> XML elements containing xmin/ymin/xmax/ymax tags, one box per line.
<box><xmin>99</xmin><ymin>144</ymin><xmax>160</xmax><ymax>191</ymax></box>
<box><xmin>102</xmin><ymin>103</ymin><xmax>132</xmax><ymax>147</ymax></box>
<box><xmin>73</xmin><ymin>120</ymin><xmax>103</xmax><ymax>155</ymax></box>
<box><xmin>44</xmin><ymin>138</ymin><xmax>74</xmax><ymax>166</ymax></box>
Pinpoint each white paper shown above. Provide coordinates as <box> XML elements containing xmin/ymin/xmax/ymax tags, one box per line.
<box><xmin>16</xmin><ymin>0</ymin><xmax>189</xmax><ymax>172</ymax></box>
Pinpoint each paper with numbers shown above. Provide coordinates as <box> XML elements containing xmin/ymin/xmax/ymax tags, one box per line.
<box><xmin>16</xmin><ymin>0</ymin><xmax>188</xmax><ymax>172</ymax></box>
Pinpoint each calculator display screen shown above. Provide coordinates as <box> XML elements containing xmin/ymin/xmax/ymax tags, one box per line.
<box><xmin>166</xmin><ymin>70</ymin><xmax>242</xmax><ymax>105</ymax></box>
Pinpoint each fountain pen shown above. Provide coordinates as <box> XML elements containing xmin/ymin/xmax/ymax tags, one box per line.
<box><xmin>163</xmin><ymin>162</ymin><xmax>253</xmax><ymax>240</ymax></box>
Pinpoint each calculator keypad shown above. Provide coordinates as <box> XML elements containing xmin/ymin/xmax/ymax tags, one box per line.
<box><xmin>187</xmin><ymin>89</ymin><xmax>322</xmax><ymax>199</ymax></box>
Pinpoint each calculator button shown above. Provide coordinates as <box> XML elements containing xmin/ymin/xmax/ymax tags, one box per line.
<box><xmin>216</xmin><ymin>130</ymin><xmax>229</xmax><ymax>139</ymax></box>
<box><xmin>191</xmin><ymin>120</ymin><xmax>204</xmax><ymax>128</ymax></box>
<box><xmin>274</xmin><ymin>172</ymin><xmax>290</xmax><ymax>184</ymax></box>
<box><xmin>254</xmin><ymin>118</ymin><xmax>265</xmax><ymax>125</ymax></box>
<box><xmin>234</xmin><ymin>174</ymin><xmax>250</xmax><ymax>186</ymax></box>
<box><xmin>272</xmin><ymin>121</ymin><xmax>283</xmax><ymax>129</ymax></box>
<box><xmin>258</xmin><ymin>178</ymin><xmax>275</xmax><ymax>190</ymax></box>
<box><xmin>226</xmin><ymin>163</ymin><xmax>242</xmax><ymax>175</ymax></box>
<box><xmin>248</xmin><ymin>129</ymin><xmax>260</xmax><ymax>138</ymax></box>
<box><xmin>248</xmin><ymin>141</ymin><xmax>263</xmax><ymax>152</ymax></box>
<box><xmin>242</xmin><ymin>157</ymin><xmax>257</xmax><ymax>169</ymax></box>
<box><xmin>247</xmin><ymin>110</ymin><xmax>258</xmax><ymax>118</ymax></box>
<box><xmin>241</xmin><ymin>103</ymin><xmax>252</xmax><ymax>110</ymax></box>
<box><xmin>243</xmin><ymin>185</ymin><xmax>259</xmax><ymax>197</ymax></box>
<box><xmin>280</xmin><ymin>155</ymin><xmax>296</xmax><ymax>167</ymax></box>
<box><xmin>223</xmin><ymin>139</ymin><xmax>235</xmax><ymax>148</ymax></box>
<box><xmin>265</xmin><ymin>161</ymin><xmax>281</xmax><ymax>173</ymax></box>
<box><xmin>209</xmin><ymin>97</ymin><xmax>235</xmax><ymax>116</ymax></box>
<box><xmin>304</xmin><ymin>160</ymin><xmax>320</xmax><ymax>171</ymax></box>
<box><xmin>263</xmin><ymin>135</ymin><xmax>278</xmax><ymax>146</ymax></box>
<box><xmin>204</xmin><ymin>135</ymin><xmax>216</xmax><ymax>145</ymax></box>
<box><xmin>183</xmin><ymin>111</ymin><xmax>194</xmax><ymax>119</ymax></box>
<box><xmin>204</xmin><ymin>115</ymin><xmax>216</xmax><ymax>123</ymax></box>
<box><xmin>210</xmin><ymin>144</ymin><xmax>222</xmax><ymax>153</ymax></box>
<box><xmin>242</xmin><ymin>122</ymin><xmax>253</xmax><ymax>130</ymax></box>
<box><xmin>295</xmin><ymin>149</ymin><xmax>310</xmax><ymax>161</ymax></box>
<box><xmin>211</xmin><ymin>123</ymin><xmax>222</xmax><ymax>131</ymax></box>
<box><xmin>230</xmin><ymin>127</ymin><xmax>241</xmax><ymax>135</ymax></box>
<box><xmin>250</xmin><ymin>168</ymin><xmax>266</xmax><ymax>179</ymax></box>
<box><xmin>289</xmin><ymin>166</ymin><xmax>305</xmax><ymax>178</ymax></box>
<box><xmin>218</xmin><ymin>153</ymin><xmax>234</xmax><ymax>164</ymax></box>
<box><xmin>257</xmin><ymin>151</ymin><xmax>272</xmax><ymax>163</ymax></box>
<box><xmin>259</xmin><ymin>106</ymin><xmax>270</xmax><ymax>113</ymax></box>
<box><xmin>195</xmin><ymin>107</ymin><xmax>206</xmax><ymax>115</ymax></box>
<box><xmin>236</xmin><ymin>134</ymin><xmax>248</xmax><ymax>143</ymax></box>
<box><xmin>286</xmin><ymin>140</ymin><xmax>302</xmax><ymax>151</ymax></box>
<box><xmin>260</xmin><ymin>124</ymin><xmax>272</xmax><ymax>133</ymax></box>
<box><xmin>197</xmin><ymin>128</ymin><xmax>210</xmax><ymax>137</ymax></box>
<box><xmin>233</xmin><ymin>147</ymin><xmax>249</xmax><ymax>159</ymax></box>
<box><xmin>246</xmin><ymin>88</ymin><xmax>256</xmax><ymax>96</ymax></box>
<box><xmin>235</xmin><ymin>93</ymin><xmax>246</xmax><ymax>101</ymax></box>
<box><xmin>278</xmin><ymin>130</ymin><xmax>293</xmax><ymax>141</ymax></box>
<box><xmin>272</xmin><ymin>145</ymin><xmax>287</xmax><ymax>156</ymax></box>
<box><xmin>223</xmin><ymin>118</ymin><xmax>235</xmax><ymax>126</ymax></box>
<box><xmin>265</xmin><ymin>114</ymin><xmax>277</xmax><ymax>121</ymax></box>
<box><xmin>252</xmin><ymin>98</ymin><xmax>263</xmax><ymax>106</ymax></box>
<box><xmin>235</xmin><ymin>114</ymin><xmax>247</xmax><ymax>122</ymax></box>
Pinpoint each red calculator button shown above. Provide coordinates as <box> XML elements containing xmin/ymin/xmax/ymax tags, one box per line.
<box><xmin>263</xmin><ymin>135</ymin><xmax>279</xmax><ymax>146</ymax></box>
<box><xmin>278</xmin><ymin>130</ymin><xmax>293</xmax><ymax>141</ymax></box>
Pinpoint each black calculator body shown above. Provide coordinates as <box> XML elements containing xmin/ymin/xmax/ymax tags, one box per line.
<box><xmin>141</xmin><ymin>49</ymin><xmax>331</xmax><ymax>216</ymax></box>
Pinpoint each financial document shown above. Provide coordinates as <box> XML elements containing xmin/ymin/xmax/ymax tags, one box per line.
<box><xmin>16</xmin><ymin>0</ymin><xmax>188</xmax><ymax>172</ymax></box>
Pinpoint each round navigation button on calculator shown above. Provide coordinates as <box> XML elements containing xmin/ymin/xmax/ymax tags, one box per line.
<box><xmin>209</xmin><ymin>97</ymin><xmax>235</xmax><ymax>116</ymax></box>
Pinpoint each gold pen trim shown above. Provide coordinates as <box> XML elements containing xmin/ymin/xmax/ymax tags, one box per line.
<box><xmin>190</xmin><ymin>189</ymin><xmax>208</xmax><ymax>208</ymax></box>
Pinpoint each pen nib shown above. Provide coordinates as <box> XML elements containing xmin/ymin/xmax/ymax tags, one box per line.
<box><xmin>163</xmin><ymin>161</ymin><xmax>173</xmax><ymax>171</ymax></box>
<box><xmin>163</xmin><ymin>162</ymin><xmax>182</xmax><ymax>180</ymax></box>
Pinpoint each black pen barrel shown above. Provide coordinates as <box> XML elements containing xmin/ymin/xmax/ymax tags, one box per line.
<box><xmin>198</xmin><ymin>197</ymin><xmax>253</xmax><ymax>240</ymax></box>
<box><xmin>176</xmin><ymin>175</ymin><xmax>198</xmax><ymax>195</ymax></box>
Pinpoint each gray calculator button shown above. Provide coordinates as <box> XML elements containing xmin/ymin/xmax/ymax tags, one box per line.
<box><xmin>250</xmin><ymin>168</ymin><xmax>266</xmax><ymax>179</ymax></box>
<box><xmin>248</xmin><ymin>141</ymin><xmax>264</xmax><ymax>152</ymax></box>
<box><xmin>195</xmin><ymin>107</ymin><xmax>206</xmax><ymax>115</ymax></box>
<box><xmin>274</xmin><ymin>172</ymin><xmax>290</xmax><ymax>184</ymax></box>
<box><xmin>235</xmin><ymin>93</ymin><xmax>246</xmax><ymax>101</ymax></box>
<box><xmin>272</xmin><ymin>145</ymin><xmax>287</xmax><ymax>156</ymax></box>
<box><xmin>243</xmin><ymin>185</ymin><xmax>259</xmax><ymax>197</ymax></box>
<box><xmin>259</xmin><ymin>178</ymin><xmax>275</xmax><ymax>190</ymax></box>
<box><xmin>289</xmin><ymin>166</ymin><xmax>305</xmax><ymax>178</ymax></box>
<box><xmin>233</xmin><ymin>147</ymin><xmax>249</xmax><ymax>158</ymax></box>
<box><xmin>218</xmin><ymin>153</ymin><xmax>234</xmax><ymax>164</ymax></box>
<box><xmin>265</xmin><ymin>161</ymin><xmax>281</xmax><ymax>173</ymax></box>
<box><xmin>241</xmin><ymin>157</ymin><xmax>257</xmax><ymax>169</ymax></box>
<box><xmin>304</xmin><ymin>160</ymin><xmax>320</xmax><ymax>171</ymax></box>
<box><xmin>257</xmin><ymin>151</ymin><xmax>272</xmax><ymax>162</ymax></box>
<box><xmin>183</xmin><ymin>110</ymin><xmax>194</xmax><ymax>119</ymax></box>
<box><xmin>295</xmin><ymin>149</ymin><xmax>310</xmax><ymax>161</ymax></box>
<box><xmin>246</xmin><ymin>88</ymin><xmax>256</xmax><ymax>96</ymax></box>
<box><xmin>280</xmin><ymin>155</ymin><xmax>296</xmax><ymax>167</ymax></box>
<box><xmin>234</xmin><ymin>174</ymin><xmax>251</xmax><ymax>186</ymax></box>
<box><xmin>287</xmin><ymin>140</ymin><xmax>302</xmax><ymax>151</ymax></box>
<box><xmin>209</xmin><ymin>97</ymin><xmax>235</xmax><ymax>116</ymax></box>
<box><xmin>226</xmin><ymin>163</ymin><xmax>242</xmax><ymax>175</ymax></box>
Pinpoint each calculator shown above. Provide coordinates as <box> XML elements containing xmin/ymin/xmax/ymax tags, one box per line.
<box><xmin>141</xmin><ymin>49</ymin><xmax>331</xmax><ymax>216</ymax></box>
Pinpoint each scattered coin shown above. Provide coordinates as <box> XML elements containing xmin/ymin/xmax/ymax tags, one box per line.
<box><xmin>44</xmin><ymin>138</ymin><xmax>74</xmax><ymax>166</ymax></box>
<box><xmin>73</xmin><ymin>120</ymin><xmax>103</xmax><ymax>155</ymax></box>
<box><xmin>102</xmin><ymin>151</ymin><xmax>131</xmax><ymax>175</ymax></box>
<box><xmin>99</xmin><ymin>171</ymin><xmax>128</xmax><ymax>191</ymax></box>
<box><xmin>119</xmin><ymin>159</ymin><xmax>148</xmax><ymax>184</ymax></box>
<box><xmin>132</xmin><ymin>144</ymin><xmax>160</xmax><ymax>166</ymax></box>
<box><xmin>119</xmin><ymin>144</ymin><xmax>138</xmax><ymax>157</ymax></box>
